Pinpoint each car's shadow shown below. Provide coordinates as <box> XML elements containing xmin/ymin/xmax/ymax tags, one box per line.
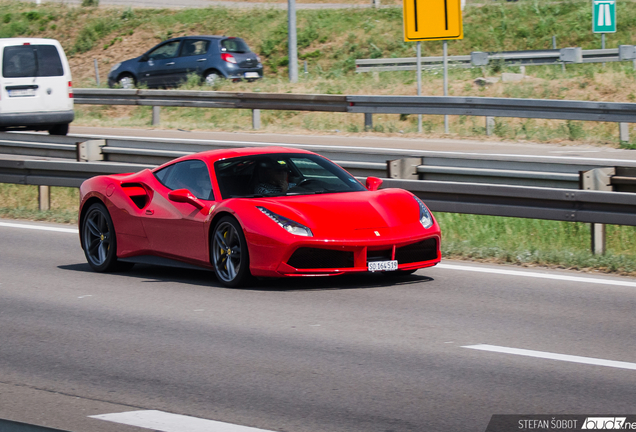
<box><xmin>59</xmin><ymin>263</ymin><xmax>435</xmax><ymax>291</ymax></box>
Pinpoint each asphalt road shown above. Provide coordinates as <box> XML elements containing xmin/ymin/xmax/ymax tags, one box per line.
<box><xmin>1</xmin><ymin>219</ymin><xmax>636</xmax><ymax>432</ymax></box>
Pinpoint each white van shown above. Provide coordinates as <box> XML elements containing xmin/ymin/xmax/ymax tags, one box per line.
<box><xmin>0</xmin><ymin>38</ymin><xmax>73</xmax><ymax>135</ymax></box>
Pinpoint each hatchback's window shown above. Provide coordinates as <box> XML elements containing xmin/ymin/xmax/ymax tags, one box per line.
<box><xmin>147</xmin><ymin>41</ymin><xmax>180</xmax><ymax>60</ymax></box>
<box><xmin>154</xmin><ymin>160</ymin><xmax>214</xmax><ymax>200</ymax></box>
<box><xmin>220</xmin><ymin>38</ymin><xmax>250</xmax><ymax>54</ymax></box>
<box><xmin>2</xmin><ymin>45</ymin><xmax>64</xmax><ymax>78</ymax></box>
<box><xmin>180</xmin><ymin>39</ymin><xmax>210</xmax><ymax>57</ymax></box>
<box><xmin>214</xmin><ymin>153</ymin><xmax>366</xmax><ymax>199</ymax></box>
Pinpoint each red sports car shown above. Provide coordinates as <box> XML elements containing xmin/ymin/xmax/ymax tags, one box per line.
<box><xmin>79</xmin><ymin>147</ymin><xmax>441</xmax><ymax>287</ymax></box>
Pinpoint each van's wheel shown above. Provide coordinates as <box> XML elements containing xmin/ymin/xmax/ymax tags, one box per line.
<box><xmin>49</xmin><ymin>124</ymin><xmax>69</xmax><ymax>136</ymax></box>
<box><xmin>117</xmin><ymin>74</ymin><xmax>135</xmax><ymax>89</ymax></box>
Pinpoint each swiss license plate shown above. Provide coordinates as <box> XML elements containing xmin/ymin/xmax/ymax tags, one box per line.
<box><xmin>244</xmin><ymin>72</ymin><xmax>259</xmax><ymax>79</ymax></box>
<box><xmin>8</xmin><ymin>88</ymin><xmax>36</xmax><ymax>97</ymax></box>
<box><xmin>368</xmin><ymin>260</ymin><xmax>398</xmax><ymax>272</ymax></box>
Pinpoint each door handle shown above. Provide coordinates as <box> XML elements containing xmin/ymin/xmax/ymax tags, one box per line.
<box><xmin>166</xmin><ymin>62</ymin><xmax>175</xmax><ymax>66</ymax></box>
<box><xmin>145</xmin><ymin>209</ymin><xmax>154</xmax><ymax>215</ymax></box>
<box><xmin>197</xmin><ymin>58</ymin><xmax>207</xmax><ymax>62</ymax></box>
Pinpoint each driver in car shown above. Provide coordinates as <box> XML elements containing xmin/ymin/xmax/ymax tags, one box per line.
<box><xmin>255</xmin><ymin>160</ymin><xmax>296</xmax><ymax>195</ymax></box>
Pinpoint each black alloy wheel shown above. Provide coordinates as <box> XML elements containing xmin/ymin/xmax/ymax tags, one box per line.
<box><xmin>82</xmin><ymin>203</ymin><xmax>131</xmax><ymax>272</ymax></box>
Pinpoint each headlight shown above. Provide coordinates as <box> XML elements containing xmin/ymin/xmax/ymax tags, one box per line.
<box><xmin>257</xmin><ymin>206</ymin><xmax>313</xmax><ymax>237</ymax></box>
<box><xmin>109</xmin><ymin>62</ymin><xmax>121</xmax><ymax>73</ymax></box>
<box><xmin>414</xmin><ymin>197</ymin><xmax>434</xmax><ymax>229</ymax></box>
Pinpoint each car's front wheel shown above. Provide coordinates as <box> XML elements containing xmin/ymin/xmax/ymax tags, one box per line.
<box><xmin>117</xmin><ymin>74</ymin><xmax>136</xmax><ymax>89</ymax></box>
<box><xmin>81</xmin><ymin>203</ymin><xmax>131</xmax><ymax>272</ymax></box>
<box><xmin>212</xmin><ymin>216</ymin><xmax>253</xmax><ymax>287</ymax></box>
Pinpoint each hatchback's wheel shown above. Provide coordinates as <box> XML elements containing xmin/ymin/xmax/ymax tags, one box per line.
<box><xmin>81</xmin><ymin>203</ymin><xmax>129</xmax><ymax>272</ymax></box>
<box><xmin>212</xmin><ymin>216</ymin><xmax>252</xmax><ymax>287</ymax></box>
<box><xmin>204</xmin><ymin>72</ymin><xmax>221</xmax><ymax>86</ymax></box>
<box><xmin>117</xmin><ymin>74</ymin><xmax>135</xmax><ymax>89</ymax></box>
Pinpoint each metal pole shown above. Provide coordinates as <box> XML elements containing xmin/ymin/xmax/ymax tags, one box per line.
<box><xmin>602</xmin><ymin>33</ymin><xmax>606</xmax><ymax>67</ymax></box>
<box><xmin>93</xmin><ymin>59</ymin><xmax>100</xmax><ymax>86</ymax></box>
<box><xmin>152</xmin><ymin>106</ymin><xmax>160</xmax><ymax>126</ymax></box>
<box><xmin>443</xmin><ymin>40</ymin><xmax>449</xmax><ymax>134</ymax></box>
<box><xmin>417</xmin><ymin>41</ymin><xmax>422</xmax><ymax>133</ymax></box>
<box><xmin>38</xmin><ymin>186</ymin><xmax>50</xmax><ymax>211</ymax></box>
<box><xmin>252</xmin><ymin>109</ymin><xmax>261</xmax><ymax>130</ymax></box>
<box><xmin>552</xmin><ymin>36</ymin><xmax>556</xmax><ymax>49</ymax></box>
<box><xmin>288</xmin><ymin>0</ymin><xmax>298</xmax><ymax>83</ymax></box>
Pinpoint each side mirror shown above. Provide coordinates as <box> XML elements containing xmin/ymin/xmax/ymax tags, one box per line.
<box><xmin>365</xmin><ymin>176</ymin><xmax>383</xmax><ymax>191</ymax></box>
<box><xmin>168</xmin><ymin>189</ymin><xmax>205</xmax><ymax>210</ymax></box>
<box><xmin>139</xmin><ymin>54</ymin><xmax>149</xmax><ymax>62</ymax></box>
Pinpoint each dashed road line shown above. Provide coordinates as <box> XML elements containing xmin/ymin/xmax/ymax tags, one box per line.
<box><xmin>90</xmin><ymin>410</ymin><xmax>276</xmax><ymax>432</ymax></box>
<box><xmin>463</xmin><ymin>344</ymin><xmax>636</xmax><ymax>371</ymax></box>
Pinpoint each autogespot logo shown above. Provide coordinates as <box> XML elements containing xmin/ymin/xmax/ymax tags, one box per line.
<box><xmin>582</xmin><ymin>418</ymin><xmax>631</xmax><ymax>429</ymax></box>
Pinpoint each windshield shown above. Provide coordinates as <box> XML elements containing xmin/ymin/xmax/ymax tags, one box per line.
<box><xmin>214</xmin><ymin>153</ymin><xmax>366</xmax><ymax>199</ymax></box>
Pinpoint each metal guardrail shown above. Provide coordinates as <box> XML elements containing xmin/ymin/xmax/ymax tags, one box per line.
<box><xmin>73</xmin><ymin>89</ymin><xmax>347</xmax><ymax>112</ymax></box>
<box><xmin>3</xmin><ymin>132</ymin><xmax>636</xmax><ymax>190</ymax></box>
<box><xmin>72</xmin><ymin>89</ymin><xmax>636</xmax><ymax>145</ymax></box>
<box><xmin>2</xmin><ymin>156</ymin><xmax>635</xmax><ymax>227</ymax></box>
<box><xmin>355</xmin><ymin>47</ymin><xmax>636</xmax><ymax>73</ymax></box>
<box><xmin>346</xmin><ymin>95</ymin><xmax>636</xmax><ymax>123</ymax></box>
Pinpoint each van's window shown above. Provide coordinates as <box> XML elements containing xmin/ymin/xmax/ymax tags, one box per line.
<box><xmin>2</xmin><ymin>45</ymin><xmax>64</xmax><ymax>78</ymax></box>
<box><xmin>220</xmin><ymin>38</ymin><xmax>250</xmax><ymax>54</ymax></box>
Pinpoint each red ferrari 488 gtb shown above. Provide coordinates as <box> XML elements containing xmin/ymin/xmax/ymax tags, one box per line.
<box><xmin>79</xmin><ymin>147</ymin><xmax>441</xmax><ymax>287</ymax></box>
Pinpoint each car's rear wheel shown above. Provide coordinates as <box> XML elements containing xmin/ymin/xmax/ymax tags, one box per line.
<box><xmin>212</xmin><ymin>216</ymin><xmax>252</xmax><ymax>287</ymax></box>
<box><xmin>48</xmin><ymin>123</ymin><xmax>68</xmax><ymax>136</ymax></box>
<box><xmin>117</xmin><ymin>74</ymin><xmax>135</xmax><ymax>89</ymax></box>
<box><xmin>82</xmin><ymin>203</ymin><xmax>131</xmax><ymax>272</ymax></box>
<box><xmin>203</xmin><ymin>71</ymin><xmax>222</xmax><ymax>86</ymax></box>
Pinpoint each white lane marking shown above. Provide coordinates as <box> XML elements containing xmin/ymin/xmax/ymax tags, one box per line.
<box><xmin>436</xmin><ymin>263</ymin><xmax>636</xmax><ymax>288</ymax></box>
<box><xmin>463</xmin><ymin>344</ymin><xmax>636</xmax><ymax>371</ymax></box>
<box><xmin>90</xmin><ymin>410</ymin><xmax>276</xmax><ymax>432</ymax></box>
<box><xmin>0</xmin><ymin>221</ymin><xmax>78</xmax><ymax>234</ymax></box>
<box><xmin>71</xmin><ymin>133</ymin><xmax>636</xmax><ymax>165</ymax></box>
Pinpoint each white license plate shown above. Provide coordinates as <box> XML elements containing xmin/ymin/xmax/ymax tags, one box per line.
<box><xmin>244</xmin><ymin>72</ymin><xmax>259</xmax><ymax>79</ymax></box>
<box><xmin>368</xmin><ymin>260</ymin><xmax>398</xmax><ymax>272</ymax></box>
<box><xmin>8</xmin><ymin>88</ymin><xmax>36</xmax><ymax>97</ymax></box>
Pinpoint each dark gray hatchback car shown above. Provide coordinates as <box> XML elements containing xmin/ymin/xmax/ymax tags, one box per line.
<box><xmin>107</xmin><ymin>36</ymin><xmax>263</xmax><ymax>88</ymax></box>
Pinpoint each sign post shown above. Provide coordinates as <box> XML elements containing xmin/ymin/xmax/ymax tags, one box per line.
<box><xmin>403</xmin><ymin>0</ymin><xmax>463</xmax><ymax>134</ymax></box>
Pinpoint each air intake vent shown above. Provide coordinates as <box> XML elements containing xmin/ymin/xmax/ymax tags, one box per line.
<box><xmin>395</xmin><ymin>238</ymin><xmax>438</xmax><ymax>264</ymax></box>
<box><xmin>288</xmin><ymin>248</ymin><xmax>354</xmax><ymax>269</ymax></box>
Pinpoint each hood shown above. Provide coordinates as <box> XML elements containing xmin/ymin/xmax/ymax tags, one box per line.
<box><xmin>256</xmin><ymin>189</ymin><xmax>420</xmax><ymax>237</ymax></box>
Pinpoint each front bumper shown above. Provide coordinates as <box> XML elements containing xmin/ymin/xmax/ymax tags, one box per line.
<box><xmin>248</xmin><ymin>229</ymin><xmax>441</xmax><ymax>277</ymax></box>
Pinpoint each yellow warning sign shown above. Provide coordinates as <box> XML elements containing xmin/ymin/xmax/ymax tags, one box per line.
<box><xmin>403</xmin><ymin>0</ymin><xmax>464</xmax><ymax>42</ymax></box>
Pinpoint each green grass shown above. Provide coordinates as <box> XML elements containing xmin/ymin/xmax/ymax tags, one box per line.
<box><xmin>1</xmin><ymin>184</ymin><xmax>635</xmax><ymax>275</ymax></box>
<box><xmin>437</xmin><ymin>213</ymin><xmax>636</xmax><ymax>275</ymax></box>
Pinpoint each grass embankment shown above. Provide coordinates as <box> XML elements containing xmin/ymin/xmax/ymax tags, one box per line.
<box><xmin>2</xmin><ymin>184</ymin><xmax>635</xmax><ymax>276</ymax></box>
<box><xmin>2</xmin><ymin>1</ymin><xmax>636</xmax><ymax>145</ymax></box>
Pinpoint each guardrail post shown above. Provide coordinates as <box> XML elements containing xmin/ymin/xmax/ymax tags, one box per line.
<box><xmin>486</xmin><ymin>116</ymin><xmax>495</xmax><ymax>136</ymax></box>
<box><xmin>93</xmin><ymin>59</ymin><xmax>100</xmax><ymax>87</ymax></box>
<box><xmin>619</xmin><ymin>123</ymin><xmax>630</xmax><ymax>143</ymax></box>
<box><xmin>364</xmin><ymin>113</ymin><xmax>373</xmax><ymax>131</ymax></box>
<box><xmin>252</xmin><ymin>109</ymin><xmax>261</xmax><ymax>130</ymax></box>
<box><xmin>38</xmin><ymin>185</ymin><xmax>50</xmax><ymax>211</ymax></box>
<box><xmin>581</xmin><ymin>168</ymin><xmax>615</xmax><ymax>255</ymax></box>
<box><xmin>152</xmin><ymin>106</ymin><xmax>161</xmax><ymax>126</ymax></box>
